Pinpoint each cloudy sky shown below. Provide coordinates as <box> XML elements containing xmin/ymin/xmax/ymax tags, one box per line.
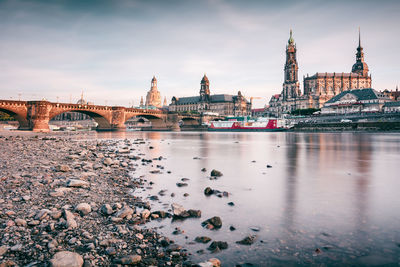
<box><xmin>0</xmin><ymin>0</ymin><xmax>399</xmax><ymax>108</ymax></box>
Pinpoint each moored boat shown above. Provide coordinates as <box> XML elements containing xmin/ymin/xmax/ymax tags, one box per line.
<box><xmin>208</xmin><ymin>117</ymin><xmax>287</xmax><ymax>132</ymax></box>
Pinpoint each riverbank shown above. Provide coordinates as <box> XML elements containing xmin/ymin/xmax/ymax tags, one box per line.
<box><xmin>0</xmin><ymin>131</ymin><xmax>220</xmax><ymax>266</ymax></box>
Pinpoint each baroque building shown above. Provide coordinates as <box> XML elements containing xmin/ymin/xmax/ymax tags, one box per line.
<box><xmin>145</xmin><ymin>76</ymin><xmax>162</xmax><ymax>108</ymax></box>
<box><xmin>269</xmin><ymin>29</ymin><xmax>372</xmax><ymax>116</ymax></box>
<box><xmin>169</xmin><ymin>74</ymin><xmax>251</xmax><ymax>116</ymax></box>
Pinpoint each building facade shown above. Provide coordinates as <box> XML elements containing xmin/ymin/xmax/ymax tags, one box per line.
<box><xmin>169</xmin><ymin>74</ymin><xmax>251</xmax><ymax>116</ymax></box>
<box><xmin>321</xmin><ymin>88</ymin><xmax>391</xmax><ymax>114</ymax></box>
<box><xmin>269</xmin><ymin>30</ymin><xmax>372</xmax><ymax>116</ymax></box>
<box><xmin>145</xmin><ymin>76</ymin><xmax>162</xmax><ymax>108</ymax></box>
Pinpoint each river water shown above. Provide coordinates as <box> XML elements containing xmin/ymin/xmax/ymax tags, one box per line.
<box><xmin>93</xmin><ymin>131</ymin><xmax>400</xmax><ymax>266</ymax></box>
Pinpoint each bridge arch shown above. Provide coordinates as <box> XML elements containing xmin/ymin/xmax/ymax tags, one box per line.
<box><xmin>49</xmin><ymin>110</ymin><xmax>112</xmax><ymax>130</ymax></box>
<box><xmin>125</xmin><ymin>114</ymin><xmax>166</xmax><ymax>129</ymax></box>
<box><xmin>0</xmin><ymin>107</ymin><xmax>30</xmax><ymax>130</ymax></box>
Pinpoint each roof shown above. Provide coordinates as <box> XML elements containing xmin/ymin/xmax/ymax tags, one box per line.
<box><xmin>325</xmin><ymin>88</ymin><xmax>382</xmax><ymax>104</ymax></box>
<box><xmin>173</xmin><ymin>93</ymin><xmax>249</xmax><ymax>105</ymax></box>
<box><xmin>174</xmin><ymin>96</ymin><xmax>200</xmax><ymax>104</ymax></box>
<box><xmin>384</xmin><ymin>101</ymin><xmax>400</xmax><ymax>107</ymax></box>
<box><xmin>252</xmin><ymin>108</ymin><xmax>265</xmax><ymax>112</ymax></box>
<box><xmin>305</xmin><ymin>72</ymin><xmax>365</xmax><ymax>80</ymax></box>
<box><xmin>210</xmin><ymin>94</ymin><xmax>233</xmax><ymax>102</ymax></box>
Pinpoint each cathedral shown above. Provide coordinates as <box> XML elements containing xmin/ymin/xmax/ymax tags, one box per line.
<box><xmin>169</xmin><ymin>74</ymin><xmax>251</xmax><ymax>116</ymax></box>
<box><xmin>145</xmin><ymin>76</ymin><xmax>162</xmax><ymax>108</ymax></box>
<box><xmin>269</xmin><ymin>29</ymin><xmax>372</xmax><ymax>116</ymax></box>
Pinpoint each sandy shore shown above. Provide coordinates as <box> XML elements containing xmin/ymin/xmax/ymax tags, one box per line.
<box><xmin>0</xmin><ymin>131</ymin><xmax>220</xmax><ymax>266</ymax></box>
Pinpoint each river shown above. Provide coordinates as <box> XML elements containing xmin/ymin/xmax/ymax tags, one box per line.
<box><xmin>92</xmin><ymin>131</ymin><xmax>400</xmax><ymax>266</ymax></box>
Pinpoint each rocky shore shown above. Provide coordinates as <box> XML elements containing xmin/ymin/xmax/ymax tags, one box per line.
<box><xmin>0</xmin><ymin>132</ymin><xmax>221</xmax><ymax>267</ymax></box>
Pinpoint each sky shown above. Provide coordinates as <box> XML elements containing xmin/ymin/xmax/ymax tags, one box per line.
<box><xmin>0</xmin><ymin>0</ymin><xmax>399</xmax><ymax>108</ymax></box>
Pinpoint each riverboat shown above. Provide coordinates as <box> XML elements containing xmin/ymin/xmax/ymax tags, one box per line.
<box><xmin>208</xmin><ymin>117</ymin><xmax>287</xmax><ymax>132</ymax></box>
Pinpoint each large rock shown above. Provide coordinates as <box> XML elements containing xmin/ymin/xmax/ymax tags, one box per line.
<box><xmin>75</xmin><ymin>203</ymin><xmax>91</xmax><ymax>216</ymax></box>
<box><xmin>50</xmin><ymin>251</ymin><xmax>83</xmax><ymax>267</ymax></box>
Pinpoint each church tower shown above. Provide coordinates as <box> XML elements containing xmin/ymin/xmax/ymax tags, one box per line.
<box><xmin>282</xmin><ymin>30</ymin><xmax>301</xmax><ymax>100</ymax></box>
<box><xmin>145</xmin><ymin>76</ymin><xmax>162</xmax><ymax>108</ymax></box>
<box><xmin>351</xmin><ymin>28</ymin><xmax>369</xmax><ymax>77</ymax></box>
<box><xmin>200</xmin><ymin>74</ymin><xmax>210</xmax><ymax>101</ymax></box>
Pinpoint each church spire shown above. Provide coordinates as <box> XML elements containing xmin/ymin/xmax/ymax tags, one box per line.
<box><xmin>351</xmin><ymin>27</ymin><xmax>369</xmax><ymax>76</ymax></box>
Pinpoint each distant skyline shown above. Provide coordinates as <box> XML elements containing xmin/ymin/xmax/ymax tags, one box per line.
<box><xmin>0</xmin><ymin>0</ymin><xmax>399</xmax><ymax>108</ymax></box>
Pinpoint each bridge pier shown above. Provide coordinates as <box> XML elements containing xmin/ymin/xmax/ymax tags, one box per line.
<box><xmin>167</xmin><ymin>114</ymin><xmax>181</xmax><ymax>131</ymax></box>
<box><xmin>27</xmin><ymin>101</ymin><xmax>51</xmax><ymax>132</ymax></box>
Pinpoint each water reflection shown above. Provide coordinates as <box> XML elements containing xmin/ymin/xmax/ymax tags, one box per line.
<box><xmin>87</xmin><ymin>131</ymin><xmax>400</xmax><ymax>265</ymax></box>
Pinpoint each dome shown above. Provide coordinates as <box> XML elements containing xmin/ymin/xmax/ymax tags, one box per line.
<box><xmin>352</xmin><ymin>61</ymin><xmax>369</xmax><ymax>74</ymax></box>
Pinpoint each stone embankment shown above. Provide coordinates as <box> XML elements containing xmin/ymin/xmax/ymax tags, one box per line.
<box><xmin>0</xmin><ymin>132</ymin><xmax>220</xmax><ymax>267</ymax></box>
<box><xmin>293</xmin><ymin>121</ymin><xmax>400</xmax><ymax>131</ymax></box>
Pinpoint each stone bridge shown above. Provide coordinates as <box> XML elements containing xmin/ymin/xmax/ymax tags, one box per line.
<box><xmin>0</xmin><ymin>100</ymin><xmax>223</xmax><ymax>132</ymax></box>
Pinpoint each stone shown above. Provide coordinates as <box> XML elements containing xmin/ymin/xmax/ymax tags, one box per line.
<box><xmin>227</xmin><ymin>202</ymin><xmax>235</xmax><ymax>206</ymax></box>
<box><xmin>103</xmin><ymin>158</ymin><xmax>113</xmax><ymax>166</ymax></box>
<box><xmin>208</xmin><ymin>241</ymin><xmax>228</xmax><ymax>251</ymax></box>
<box><xmin>66</xmin><ymin>179</ymin><xmax>89</xmax><ymax>188</ymax></box>
<box><xmin>50</xmin><ymin>251</ymin><xmax>83</xmax><ymax>267</ymax></box>
<box><xmin>141</xmin><ymin>209</ymin><xmax>151</xmax><ymax>220</ymax></box>
<box><xmin>100</xmin><ymin>204</ymin><xmax>113</xmax><ymax>215</ymax></box>
<box><xmin>187</xmin><ymin>209</ymin><xmax>201</xmax><ymax>218</ymax></box>
<box><xmin>10</xmin><ymin>244</ymin><xmax>22</xmax><ymax>252</ymax></box>
<box><xmin>0</xmin><ymin>245</ymin><xmax>8</xmax><ymax>256</ymax></box>
<box><xmin>210</xmin><ymin>169</ymin><xmax>223</xmax><ymax>177</ymax></box>
<box><xmin>63</xmin><ymin>210</ymin><xmax>78</xmax><ymax>229</ymax></box>
<box><xmin>49</xmin><ymin>187</ymin><xmax>72</xmax><ymax>197</ymax></box>
<box><xmin>118</xmin><ymin>148</ymin><xmax>130</xmax><ymax>153</ymax></box>
<box><xmin>198</xmin><ymin>258</ymin><xmax>221</xmax><ymax>267</ymax></box>
<box><xmin>114</xmin><ymin>206</ymin><xmax>134</xmax><ymax>219</ymax></box>
<box><xmin>105</xmin><ymin>247</ymin><xmax>116</xmax><ymax>256</ymax></box>
<box><xmin>15</xmin><ymin>218</ymin><xmax>27</xmax><ymax>227</ymax></box>
<box><xmin>75</xmin><ymin>203</ymin><xmax>91</xmax><ymax>216</ymax></box>
<box><xmin>57</xmin><ymin>165</ymin><xmax>71</xmax><ymax>172</ymax></box>
<box><xmin>35</xmin><ymin>209</ymin><xmax>50</xmax><ymax>220</ymax></box>
<box><xmin>176</xmin><ymin>182</ymin><xmax>188</xmax><ymax>187</ymax></box>
<box><xmin>115</xmin><ymin>255</ymin><xmax>142</xmax><ymax>265</ymax></box>
<box><xmin>204</xmin><ymin>187</ymin><xmax>214</xmax><ymax>196</ymax></box>
<box><xmin>171</xmin><ymin>203</ymin><xmax>185</xmax><ymax>217</ymax></box>
<box><xmin>202</xmin><ymin>216</ymin><xmax>222</xmax><ymax>229</ymax></box>
<box><xmin>195</xmin><ymin>236</ymin><xmax>211</xmax><ymax>243</ymax></box>
<box><xmin>201</xmin><ymin>168</ymin><xmax>207</xmax><ymax>172</ymax></box>
<box><xmin>236</xmin><ymin>235</ymin><xmax>257</xmax><ymax>245</ymax></box>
